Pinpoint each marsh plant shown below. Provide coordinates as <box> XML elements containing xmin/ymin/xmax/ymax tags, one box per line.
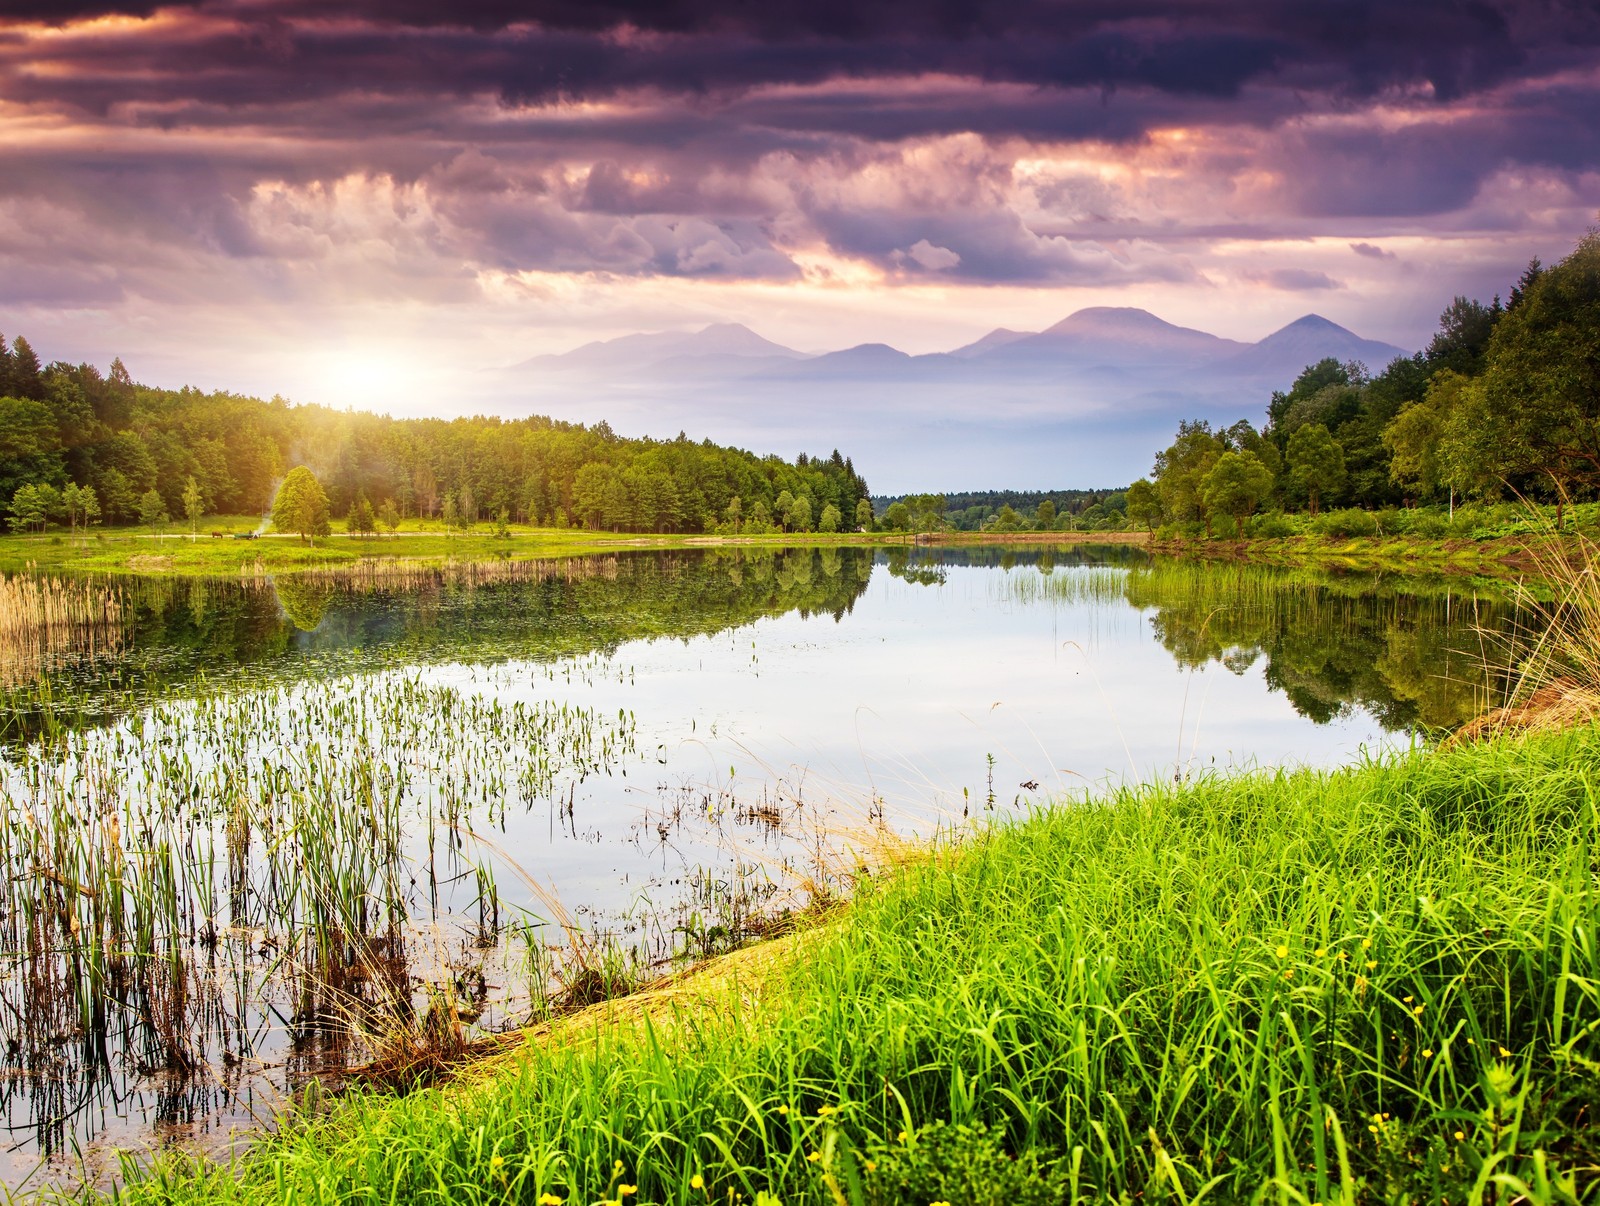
<box><xmin>0</xmin><ymin>669</ymin><xmax>636</xmax><ymax>1159</ymax></box>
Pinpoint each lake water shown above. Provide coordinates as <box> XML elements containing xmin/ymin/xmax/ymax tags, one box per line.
<box><xmin>0</xmin><ymin>545</ymin><xmax>1522</xmax><ymax>1191</ymax></box>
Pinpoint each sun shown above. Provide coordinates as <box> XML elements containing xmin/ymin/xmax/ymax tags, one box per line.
<box><xmin>304</xmin><ymin>346</ymin><xmax>428</xmax><ymax>411</ymax></box>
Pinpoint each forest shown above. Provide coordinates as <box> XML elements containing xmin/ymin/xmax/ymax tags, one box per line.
<box><xmin>871</xmin><ymin>488</ymin><xmax>1130</xmax><ymax>532</ymax></box>
<box><xmin>1135</xmin><ymin>228</ymin><xmax>1600</xmax><ymax>536</ymax></box>
<box><xmin>0</xmin><ymin>343</ymin><xmax>870</xmax><ymax>536</ymax></box>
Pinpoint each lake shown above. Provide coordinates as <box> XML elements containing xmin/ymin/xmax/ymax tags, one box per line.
<box><xmin>0</xmin><ymin>544</ymin><xmax>1524</xmax><ymax>1191</ymax></box>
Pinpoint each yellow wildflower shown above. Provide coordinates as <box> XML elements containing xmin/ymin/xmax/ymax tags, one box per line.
<box><xmin>817</xmin><ymin>1105</ymin><xmax>836</xmax><ymax>1116</ymax></box>
<box><xmin>1455</xmin><ymin>1131</ymin><xmax>1466</xmax><ymax>1141</ymax></box>
<box><xmin>864</xmin><ymin>1161</ymin><xmax>877</xmax><ymax>1173</ymax></box>
<box><xmin>538</xmin><ymin>1195</ymin><xmax>564</xmax><ymax>1206</ymax></box>
<box><xmin>490</xmin><ymin>1156</ymin><xmax>505</xmax><ymax>1172</ymax></box>
<box><xmin>690</xmin><ymin>1175</ymin><xmax>704</xmax><ymax>1191</ymax></box>
<box><xmin>1276</xmin><ymin>945</ymin><xmax>1289</xmax><ymax>959</ymax></box>
<box><xmin>778</xmin><ymin>1105</ymin><xmax>790</xmax><ymax>1116</ymax></box>
<box><xmin>1315</xmin><ymin>948</ymin><xmax>1327</xmax><ymax>957</ymax></box>
<box><xmin>1366</xmin><ymin>960</ymin><xmax>1377</xmax><ymax>970</ymax></box>
<box><xmin>1422</xmin><ymin>1048</ymin><xmax>1433</xmax><ymax>1058</ymax></box>
<box><xmin>619</xmin><ymin>1186</ymin><xmax>637</xmax><ymax>1198</ymax></box>
<box><xmin>1362</xmin><ymin>937</ymin><xmax>1372</xmax><ymax>950</ymax></box>
<box><xmin>806</xmin><ymin>1152</ymin><xmax>821</xmax><ymax>1163</ymax></box>
<box><xmin>1499</xmin><ymin>1045</ymin><xmax>1512</xmax><ymax>1057</ymax></box>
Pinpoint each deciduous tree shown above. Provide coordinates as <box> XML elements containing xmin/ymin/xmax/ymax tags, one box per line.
<box><xmin>270</xmin><ymin>466</ymin><xmax>331</xmax><ymax>545</ymax></box>
<box><xmin>1286</xmin><ymin>424</ymin><xmax>1346</xmax><ymax>516</ymax></box>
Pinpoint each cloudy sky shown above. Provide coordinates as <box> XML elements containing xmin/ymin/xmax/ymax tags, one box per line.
<box><xmin>2</xmin><ymin>0</ymin><xmax>1599</xmax><ymax>418</ymax></box>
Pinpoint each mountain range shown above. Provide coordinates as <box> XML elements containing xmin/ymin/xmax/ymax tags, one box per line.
<box><xmin>498</xmin><ymin>308</ymin><xmax>1408</xmax><ymax>492</ymax></box>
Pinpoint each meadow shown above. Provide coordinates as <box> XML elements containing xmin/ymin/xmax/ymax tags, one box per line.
<box><xmin>0</xmin><ymin>517</ymin><xmax>929</xmax><ymax>579</ymax></box>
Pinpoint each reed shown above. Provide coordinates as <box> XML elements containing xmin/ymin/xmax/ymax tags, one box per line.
<box><xmin>0</xmin><ymin>572</ymin><xmax>126</xmax><ymax>685</ymax></box>
<box><xmin>0</xmin><ymin>668</ymin><xmax>641</xmax><ymax>1163</ymax></box>
<box><xmin>1460</xmin><ymin>520</ymin><xmax>1600</xmax><ymax>738</ymax></box>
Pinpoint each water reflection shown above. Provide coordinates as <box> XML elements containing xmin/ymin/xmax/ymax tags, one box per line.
<box><xmin>1</xmin><ymin>547</ymin><xmax>1528</xmax><ymax>742</ymax></box>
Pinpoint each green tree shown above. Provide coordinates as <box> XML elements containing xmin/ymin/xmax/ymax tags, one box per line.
<box><xmin>494</xmin><ymin>506</ymin><xmax>511</xmax><ymax>539</ymax></box>
<box><xmin>789</xmin><ymin>494</ymin><xmax>813</xmax><ymax>533</ymax></box>
<box><xmin>818</xmin><ymin>502</ymin><xmax>841</xmax><ymax>533</ymax></box>
<box><xmin>1034</xmin><ymin>499</ymin><xmax>1057</xmax><ymax>530</ymax></box>
<box><xmin>138</xmin><ymin>487</ymin><xmax>170</xmax><ymax>536</ymax></box>
<box><xmin>854</xmin><ymin>498</ymin><xmax>873</xmax><ymax>531</ymax></box>
<box><xmin>883</xmin><ymin>500</ymin><xmax>911</xmax><ymax>531</ymax></box>
<box><xmin>1152</xmin><ymin>421</ymin><xmax>1224</xmax><ymax>529</ymax></box>
<box><xmin>774</xmin><ymin>489</ymin><xmax>796</xmax><ymax>531</ymax></box>
<box><xmin>990</xmin><ymin>504</ymin><xmax>1025</xmax><ymax>532</ymax></box>
<box><xmin>98</xmin><ymin>467</ymin><xmax>137</xmax><ymax>525</ymax></box>
<box><xmin>378</xmin><ymin>498</ymin><xmax>401</xmax><ymax>537</ymax></box>
<box><xmin>270</xmin><ymin>466</ymin><xmax>331</xmax><ymax>545</ymax></box>
<box><xmin>348</xmin><ymin>493</ymin><xmax>377</xmax><ymax>538</ymax></box>
<box><xmin>441</xmin><ymin>492</ymin><xmax>458</xmax><ymax>535</ymax></box>
<box><xmin>0</xmin><ymin>396</ymin><xmax>64</xmax><ymax>501</ymax></box>
<box><xmin>1286</xmin><ymin>424</ymin><xmax>1346</xmax><ymax>516</ymax></box>
<box><xmin>181</xmin><ymin>474</ymin><xmax>205</xmax><ymax>541</ymax></box>
<box><xmin>62</xmin><ymin>482</ymin><xmax>90</xmax><ymax>537</ymax></box>
<box><xmin>1125</xmin><ymin>479</ymin><xmax>1161</xmax><ymax>531</ymax></box>
<box><xmin>7</xmin><ymin>484</ymin><xmax>49</xmax><ymax>533</ymax></box>
<box><xmin>1475</xmin><ymin>229</ymin><xmax>1600</xmax><ymax>516</ymax></box>
<box><xmin>73</xmin><ymin>483</ymin><xmax>100</xmax><ymax>535</ymax></box>
<box><xmin>1382</xmin><ymin>400</ymin><xmax>1445</xmax><ymax>502</ymax></box>
<box><xmin>1202</xmin><ymin>451</ymin><xmax>1275</xmax><ymax>533</ymax></box>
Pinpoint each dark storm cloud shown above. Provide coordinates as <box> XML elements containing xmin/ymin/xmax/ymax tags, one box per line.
<box><xmin>6</xmin><ymin>1</ymin><xmax>1595</xmax><ymax>118</ymax></box>
<box><xmin>1</xmin><ymin>0</ymin><xmax>1599</xmax><ymax>294</ymax></box>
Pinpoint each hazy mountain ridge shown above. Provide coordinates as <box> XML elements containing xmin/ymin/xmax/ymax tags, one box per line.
<box><xmin>504</xmin><ymin>308</ymin><xmax>1409</xmax><ymax>491</ymax></box>
<box><xmin>523</xmin><ymin>309</ymin><xmax>1403</xmax><ymax>381</ymax></box>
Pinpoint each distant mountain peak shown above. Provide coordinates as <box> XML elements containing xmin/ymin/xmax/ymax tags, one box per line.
<box><xmin>1043</xmin><ymin>306</ymin><xmax>1183</xmax><ymax>334</ymax></box>
<box><xmin>1272</xmin><ymin>313</ymin><xmax>1345</xmax><ymax>334</ymax></box>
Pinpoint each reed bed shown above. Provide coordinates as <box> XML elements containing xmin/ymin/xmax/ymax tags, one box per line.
<box><xmin>75</xmin><ymin>723</ymin><xmax>1600</xmax><ymax>1206</ymax></box>
<box><xmin>0</xmin><ymin>670</ymin><xmax>639</xmax><ymax>1164</ymax></box>
<box><xmin>270</xmin><ymin>555</ymin><xmax>623</xmax><ymax>592</ymax></box>
<box><xmin>0</xmin><ymin>572</ymin><xmax>126</xmax><ymax>686</ymax></box>
<box><xmin>1466</xmin><ymin>526</ymin><xmax>1600</xmax><ymax>738</ymax></box>
<box><xmin>984</xmin><ymin>564</ymin><xmax>1130</xmax><ymax>607</ymax></box>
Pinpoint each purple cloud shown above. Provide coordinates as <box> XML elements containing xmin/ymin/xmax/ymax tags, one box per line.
<box><xmin>1349</xmin><ymin>242</ymin><xmax>1396</xmax><ymax>260</ymax></box>
<box><xmin>1246</xmin><ymin>268</ymin><xmax>1346</xmax><ymax>291</ymax></box>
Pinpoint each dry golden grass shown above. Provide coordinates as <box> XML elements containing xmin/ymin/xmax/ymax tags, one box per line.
<box><xmin>1454</xmin><ymin>519</ymin><xmax>1600</xmax><ymax>741</ymax></box>
<box><xmin>0</xmin><ymin>571</ymin><xmax>126</xmax><ymax>684</ymax></box>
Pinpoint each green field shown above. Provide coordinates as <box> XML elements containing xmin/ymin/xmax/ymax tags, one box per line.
<box><xmin>78</xmin><ymin>723</ymin><xmax>1600</xmax><ymax>1206</ymax></box>
<box><xmin>0</xmin><ymin>516</ymin><xmax>926</xmax><ymax>577</ymax></box>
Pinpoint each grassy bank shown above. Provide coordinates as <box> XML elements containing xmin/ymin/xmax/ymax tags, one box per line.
<box><xmin>0</xmin><ymin>521</ymin><xmax>922</xmax><ymax>577</ymax></box>
<box><xmin>80</xmin><ymin>724</ymin><xmax>1600</xmax><ymax>1206</ymax></box>
<box><xmin>1150</xmin><ymin>501</ymin><xmax>1600</xmax><ymax>579</ymax></box>
<box><xmin>1150</xmin><ymin>532</ymin><xmax>1580</xmax><ymax>578</ymax></box>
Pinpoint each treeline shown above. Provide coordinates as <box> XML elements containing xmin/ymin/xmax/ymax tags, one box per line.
<box><xmin>1135</xmin><ymin>228</ymin><xmax>1600</xmax><ymax>536</ymax></box>
<box><xmin>871</xmin><ymin>489</ymin><xmax>1130</xmax><ymax>533</ymax></box>
<box><xmin>0</xmin><ymin>339</ymin><xmax>870</xmax><ymax>536</ymax></box>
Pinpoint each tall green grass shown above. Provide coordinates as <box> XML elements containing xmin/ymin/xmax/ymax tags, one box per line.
<box><xmin>87</xmin><ymin>724</ymin><xmax>1600</xmax><ymax>1206</ymax></box>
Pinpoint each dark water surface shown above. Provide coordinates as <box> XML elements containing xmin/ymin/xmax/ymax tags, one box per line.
<box><xmin>0</xmin><ymin>546</ymin><xmax>1523</xmax><ymax>1191</ymax></box>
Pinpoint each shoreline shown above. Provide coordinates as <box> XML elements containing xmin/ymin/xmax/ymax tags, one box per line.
<box><xmin>73</xmin><ymin>722</ymin><xmax>1600</xmax><ymax>1206</ymax></box>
